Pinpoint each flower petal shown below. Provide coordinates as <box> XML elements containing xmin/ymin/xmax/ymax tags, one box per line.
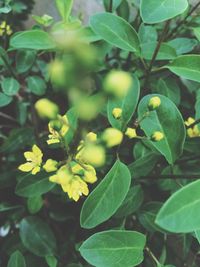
<box><xmin>18</xmin><ymin>162</ymin><xmax>33</xmax><ymax>172</ymax></box>
<box><xmin>32</xmin><ymin>166</ymin><xmax>40</xmax><ymax>175</ymax></box>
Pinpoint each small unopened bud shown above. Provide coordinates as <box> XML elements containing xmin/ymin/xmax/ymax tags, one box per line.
<box><xmin>125</xmin><ymin>128</ymin><xmax>137</xmax><ymax>139</ymax></box>
<box><xmin>102</xmin><ymin>128</ymin><xmax>123</xmax><ymax>147</ymax></box>
<box><xmin>112</xmin><ymin>108</ymin><xmax>122</xmax><ymax>119</ymax></box>
<box><xmin>104</xmin><ymin>70</ymin><xmax>132</xmax><ymax>98</ymax></box>
<box><xmin>151</xmin><ymin>131</ymin><xmax>164</xmax><ymax>141</ymax></box>
<box><xmin>148</xmin><ymin>96</ymin><xmax>161</xmax><ymax>110</ymax></box>
<box><xmin>35</xmin><ymin>98</ymin><xmax>59</xmax><ymax>119</ymax></box>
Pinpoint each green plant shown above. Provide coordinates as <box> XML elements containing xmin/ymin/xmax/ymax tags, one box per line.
<box><xmin>1</xmin><ymin>0</ymin><xmax>200</xmax><ymax>266</ymax></box>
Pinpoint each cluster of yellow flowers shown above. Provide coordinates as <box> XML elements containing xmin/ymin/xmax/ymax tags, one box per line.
<box><xmin>185</xmin><ymin>117</ymin><xmax>200</xmax><ymax>138</ymax></box>
<box><xmin>18</xmin><ymin>94</ymin><xmax>165</xmax><ymax>202</ymax></box>
<box><xmin>0</xmin><ymin>21</ymin><xmax>12</xmax><ymax>36</ymax></box>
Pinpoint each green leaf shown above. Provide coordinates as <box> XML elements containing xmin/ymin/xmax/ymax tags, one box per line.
<box><xmin>193</xmin><ymin>27</ymin><xmax>200</xmax><ymax>42</ymax></box>
<box><xmin>141</xmin><ymin>42</ymin><xmax>176</xmax><ymax>60</ymax></box>
<box><xmin>80</xmin><ymin>160</ymin><xmax>131</xmax><ymax>229</ymax></box>
<box><xmin>168</xmin><ymin>38</ymin><xmax>197</xmax><ymax>55</ymax></box>
<box><xmin>2</xmin><ymin>77</ymin><xmax>20</xmax><ymax>96</ymax></box>
<box><xmin>138</xmin><ymin>94</ymin><xmax>186</xmax><ymax>164</ymax></box>
<box><xmin>140</xmin><ymin>0</ymin><xmax>188</xmax><ymax>24</ymax></box>
<box><xmin>167</xmin><ymin>55</ymin><xmax>200</xmax><ymax>83</ymax></box>
<box><xmin>27</xmin><ymin>196</ymin><xmax>43</xmax><ymax>214</ymax></box>
<box><xmin>10</xmin><ymin>30</ymin><xmax>56</xmax><ymax>50</ymax></box>
<box><xmin>15</xmin><ymin>172</ymin><xmax>55</xmax><ymax>197</ymax></box>
<box><xmin>129</xmin><ymin>152</ymin><xmax>160</xmax><ymax>178</ymax></box>
<box><xmin>138</xmin><ymin>23</ymin><xmax>157</xmax><ymax>44</ymax></box>
<box><xmin>0</xmin><ymin>92</ymin><xmax>12</xmax><ymax>107</ymax></box>
<box><xmin>26</xmin><ymin>76</ymin><xmax>46</xmax><ymax>96</ymax></box>
<box><xmin>90</xmin><ymin>13</ymin><xmax>140</xmax><ymax>53</ymax></box>
<box><xmin>139</xmin><ymin>202</ymin><xmax>164</xmax><ymax>233</ymax></box>
<box><xmin>20</xmin><ymin>216</ymin><xmax>57</xmax><ymax>256</ymax></box>
<box><xmin>7</xmin><ymin>251</ymin><xmax>26</xmax><ymax>267</ymax></box>
<box><xmin>16</xmin><ymin>50</ymin><xmax>36</xmax><ymax>74</ymax></box>
<box><xmin>0</xmin><ymin>203</ymin><xmax>22</xmax><ymax>212</ymax></box>
<box><xmin>114</xmin><ymin>185</ymin><xmax>143</xmax><ymax>218</ymax></box>
<box><xmin>45</xmin><ymin>255</ymin><xmax>57</xmax><ymax>267</ymax></box>
<box><xmin>156</xmin><ymin>180</ymin><xmax>200</xmax><ymax>233</ymax></box>
<box><xmin>107</xmin><ymin>75</ymin><xmax>140</xmax><ymax>130</ymax></box>
<box><xmin>56</xmin><ymin>0</ymin><xmax>73</xmax><ymax>22</ymax></box>
<box><xmin>79</xmin><ymin>230</ymin><xmax>146</xmax><ymax>267</ymax></box>
<box><xmin>156</xmin><ymin>78</ymin><xmax>181</xmax><ymax>106</ymax></box>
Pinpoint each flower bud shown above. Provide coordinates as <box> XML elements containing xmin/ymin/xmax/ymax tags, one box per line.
<box><xmin>104</xmin><ymin>70</ymin><xmax>132</xmax><ymax>98</ymax></box>
<box><xmin>112</xmin><ymin>108</ymin><xmax>122</xmax><ymax>119</ymax></box>
<box><xmin>148</xmin><ymin>96</ymin><xmax>161</xmax><ymax>110</ymax></box>
<box><xmin>35</xmin><ymin>98</ymin><xmax>59</xmax><ymax>120</ymax></box>
<box><xmin>151</xmin><ymin>131</ymin><xmax>164</xmax><ymax>141</ymax></box>
<box><xmin>125</xmin><ymin>127</ymin><xmax>137</xmax><ymax>139</ymax></box>
<box><xmin>102</xmin><ymin>128</ymin><xmax>123</xmax><ymax>147</ymax></box>
<box><xmin>81</xmin><ymin>145</ymin><xmax>106</xmax><ymax>167</ymax></box>
<box><xmin>85</xmin><ymin>132</ymin><xmax>97</xmax><ymax>143</ymax></box>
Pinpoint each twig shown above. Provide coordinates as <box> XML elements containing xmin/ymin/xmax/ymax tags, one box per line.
<box><xmin>143</xmin><ymin>20</ymin><xmax>170</xmax><ymax>92</ymax></box>
<box><xmin>167</xmin><ymin>1</ymin><xmax>200</xmax><ymax>39</ymax></box>
<box><xmin>139</xmin><ymin>174</ymin><xmax>200</xmax><ymax>180</ymax></box>
<box><xmin>146</xmin><ymin>247</ymin><xmax>160</xmax><ymax>266</ymax></box>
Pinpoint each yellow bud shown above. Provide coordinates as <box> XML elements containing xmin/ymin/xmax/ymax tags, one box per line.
<box><xmin>43</xmin><ymin>159</ymin><xmax>58</xmax><ymax>172</ymax></box>
<box><xmin>104</xmin><ymin>70</ymin><xmax>132</xmax><ymax>98</ymax></box>
<box><xmin>112</xmin><ymin>108</ymin><xmax>122</xmax><ymax>119</ymax></box>
<box><xmin>35</xmin><ymin>98</ymin><xmax>59</xmax><ymax>120</ymax></box>
<box><xmin>185</xmin><ymin>117</ymin><xmax>200</xmax><ymax>137</ymax></box>
<box><xmin>125</xmin><ymin>127</ymin><xmax>137</xmax><ymax>139</ymax></box>
<box><xmin>49</xmin><ymin>59</ymin><xmax>65</xmax><ymax>86</ymax></box>
<box><xmin>102</xmin><ymin>128</ymin><xmax>123</xmax><ymax>147</ymax></box>
<box><xmin>81</xmin><ymin>145</ymin><xmax>106</xmax><ymax>167</ymax></box>
<box><xmin>151</xmin><ymin>131</ymin><xmax>164</xmax><ymax>141</ymax></box>
<box><xmin>148</xmin><ymin>96</ymin><xmax>161</xmax><ymax>110</ymax></box>
<box><xmin>86</xmin><ymin>132</ymin><xmax>97</xmax><ymax>143</ymax></box>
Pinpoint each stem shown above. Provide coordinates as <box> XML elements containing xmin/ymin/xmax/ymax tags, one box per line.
<box><xmin>109</xmin><ymin>0</ymin><xmax>113</xmax><ymax>12</ymax></box>
<box><xmin>146</xmin><ymin>247</ymin><xmax>160</xmax><ymax>266</ymax></box>
<box><xmin>0</xmin><ymin>54</ymin><xmax>18</xmax><ymax>79</ymax></box>
<box><xmin>167</xmin><ymin>1</ymin><xmax>200</xmax><ymax>39</ymax></box>
<box><xmin>140</xmin><ymin>174</ymin><xmax>200</xmax><ymax>180</ymax></box>
<box><xmin>143</xmin><ymin>20</ymin><xmax>170</xmax><ymax>92</ymax></box>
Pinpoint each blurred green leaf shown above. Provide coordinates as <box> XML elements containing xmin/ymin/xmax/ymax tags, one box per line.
<box><xmin>20</xmin><ymin>216</ymin><xmax>57</xmax><ymax>257</ymax></box>
<box><xmin>7</xmin><ymin>250</ymin><xmax>26</xmax><ymax>267</ymax></box>
<box><xmin>15</xmin><ymin>172</ymin><xmax>55</xmax><ymax>197</ymax></box>
<box><xmin>2</xmin><ymin>77</ymin><xmax>20</xmax><ymax>96</ymax></box>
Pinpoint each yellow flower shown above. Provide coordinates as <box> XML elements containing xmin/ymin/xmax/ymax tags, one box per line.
<box><xmin>0</xmin><ymin>21</ymin><xmax>12</xmax><ymax>36</ymax></box>
<box><xmin>35</xmin><ymin>98</ymin><xmax>59</xmax><ymax>120</ymax></box>
<box><xmin>125</xmin><ymin>127</ymin><xmax>137</xmax><ymax>139</ymax></box>
<box><xmin>82</xmin><ymin>164</ymin><xmax>97</xmax><ymax>184</ymax></box>
<box><xmin>151</xmin><ymin>131</ymin><xmax>164</xmax><ymax>141</ymax></box>
<box><xmin>67</xmin><ymin>175</ymin><xmax>89</xmax><ymax>202</ymax></box>
<box><xmin>148</xmin><ymin>96</ymin><xmax>161</xmax><ymax>110</ymax></box>
<box><xmin>112</xmin><ymin>108</ymin><xmax>122</xmax><ymax>119</ymax></box>
<box><xmin>71</xmin><ymin>163</ymin><xmax>97</xmax><ymax>184</ymax></box>
<box><xmin>104</xmin><ymin>70</ymin><xmax>132</xmax><ymax>98</ymax></box>
<box><xmin>49</xmin><ymin>166</ymin><xmax>89</xmax><ymax>202</ymax></box>
<box><xmin>102</xmin><ymin>128</ymin><xmax>123</xmax><ymax>147</ymax></box>
<box><xmin>18</xmin><ymin>145</ymin><xmax>43</xmax><ymax>175</ymax></box>
<box><xmin>47</xmin><ymin>115</ymin><xmax>69</xmax><ymax>145</ymax></box>
<box><xmin>43</xmin><ymin>159</ymin><xmax>58</xmax><ymax>172</ymax></box>
<box><xmin>185</xmin><ymin>117</ymin><xmax>200</xmax><ymax>138</ymax></box>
